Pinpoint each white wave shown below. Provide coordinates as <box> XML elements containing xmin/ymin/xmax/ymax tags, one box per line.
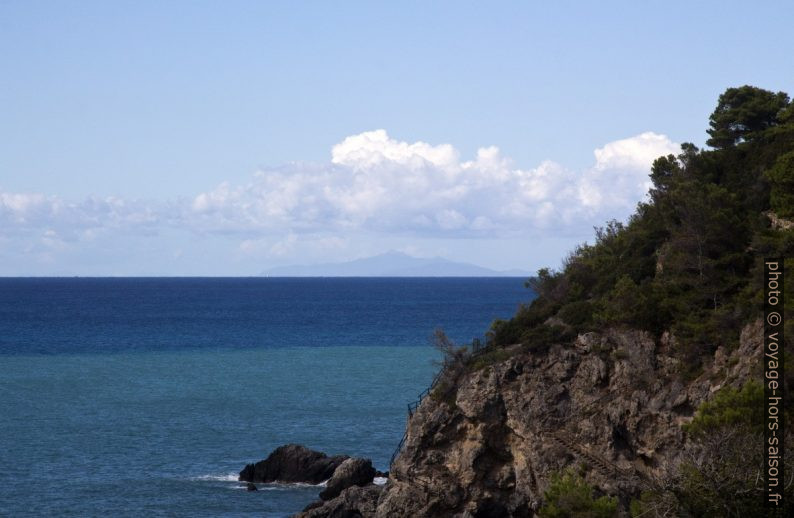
<box><xmin>263</xmin><ymin>480</ymin><xmax>329</xmax><ymax>488</ymax></box>
<box><xmin>229</xmin><ymin>484</ymin><xmax>314</xmax><ymax>491</ymax></box>
<box><xmin>229</xmin><ymin>484</ymin><xmax>282</xmax><ymax>491</ymax></box>
<box><xmin>192</xmin><ymin>473</ymin><xmax>239</xmax><ymax>482</ymax></box>
<box><xmin>373</xmin><ymin>477</ymin><xmax>388</xmax><ymax>486</ymax></box>
<box><xmin>191</xmin><ymin>473</ymin><xmax>329</xmax><ymax>488</ymax></box>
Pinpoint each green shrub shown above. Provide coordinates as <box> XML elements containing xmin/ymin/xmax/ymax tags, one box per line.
<box><xmin>539</xmin><ymin>468</ymin><xmax>617</xmax><ymax>518</ymax></box>
<box><xmin>429</xmin><ymin>380</ymin><xmax>457</xmax><ymax>409</ymax></box>
<box><xmin>632</xmin><ymin>381</ymin><xmax>793</xmax><ymax>517</ymax></box>
<box><xmin>683</xmin><ymin>381</ymin><xmax>764</xmax><ymax>436</ymax></box>
<box><xmin>629</xmin><ymin>491</ymin><xmax>681</xmax><ymax>518</ymax></box>
<box><xmin>558</xmin><ymin>300</ymin><xmax>594</xmax><ymax>330</ymax></box>
<box><xmin>594</xmin><ymin>275</ymin><xmax>645</xmax><ymax>326</ymax></box>
<box><xmin>468</xmin><ymin>347</ymin><xmax>513</xmax><ymax>371</ymax></box>
<box><xmin>520</xmin><ymin>323</ymin><xmax>574</xmax><ymax>354</ymax></box>
<box><xmin>488</xmin><ymin>317</ymin><xmax>521</xmax><ymax>346</ymax></box>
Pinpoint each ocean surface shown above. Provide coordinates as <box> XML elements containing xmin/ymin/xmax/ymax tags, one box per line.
<box><xmin>0</xmin><ymin>277</ymin><xmax>533</xmax><ymax>517</ymax></box>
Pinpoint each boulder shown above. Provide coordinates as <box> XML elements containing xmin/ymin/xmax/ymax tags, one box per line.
<box><xmin>239</xmin><ymin>444</ymin><xmax>349</xmax><ymax>484</ymax></box>
<box><xmin>296</xmin><ymin>484</ymin><xmax>383</xmax><ymax>518</ymax></box>
<box><xmin>246</xmin><ymin>482</ymin><xmax>258</xmax><ymax>491</ymax></box>
<box><xmin>319</xmin><ymin>458</ymin><xmax>376</xmax><ymax>500</ymax></box>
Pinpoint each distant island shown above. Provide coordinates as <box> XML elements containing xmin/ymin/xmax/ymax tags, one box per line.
<box><xmin>261</xmin><ymin>251</ymin><xmax>532</xmax><ymax>277</ymax></box>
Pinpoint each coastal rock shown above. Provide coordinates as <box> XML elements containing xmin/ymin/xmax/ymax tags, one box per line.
<box><xmin>301</xmin><ymin>500</ymin><xmax>326</xmax><ymax>513</ymax></box>
<box><xmin>239</xmin><ymin>444</ymin><xmax>349</xmax><ymax>484</ymax></box>
<box><xmin>372</xmin><ymin>321</ymin><xmax>764</xmax><ymax>517</ymax></box>
<box><xmin>245</xmin><ymin>482</ymin><xmax>258</xmax><ymax>491</ymax></box>
<box><xmin>297</xmin><ymin>484</ymin><xmax>383</xmax><ymax>518</ymax></box>
<box><xmin>319</xmin><ymin>458</ymin><xmax>377</xmax><ymax>500</ymax></box>
<box><xmin>271</xmin><ymin>322</ymin><xmax>764</xmax><ymax>516</ymax></box>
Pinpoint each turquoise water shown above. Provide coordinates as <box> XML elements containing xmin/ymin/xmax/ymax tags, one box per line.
<box><xmin>2</xmin><ymin>347</ymin><xmax>439</xmax><ymax>516</ymax></box>
<box><xmin>0</xmin><ymin>278</ymin><xmax>532</xmax><ymax>516</ymax></box>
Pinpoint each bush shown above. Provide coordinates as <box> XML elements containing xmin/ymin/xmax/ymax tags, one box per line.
<box><xmin>632</xmin><ymin>382</ymin><xmax>793</xmax><ymax>517</ymax></box>
<box><xmin>468</xmin><ymin>347</ymin><xmax>513</xmax><ymax>371</ymax></box>
<box><xmin>682</xmin><ymin>381</ymin><xmax>764</xmax><ymax>436</ymax></box>
<box><xmin>593</xmin><ymin>275</ymin><xmax>662</xmax><ymax>332</ymax></box>
<box><xmin>488</xmin><ymin>317</ymin><xmax>522</xmax><ymax>346</ymax></box>
<box><xmin>558</xmin><ymin>300</ymin><xmax>595</xmax><ymax>330</ymax></box>
<box><xmin>429</xmin><ymin>328</ymin><xmax>469</xmax><ymax>405</ymax></box>
<box><xmin>520</xmin><ymin>323</ymin><xmax>574</xmax><ymax>354</ymax></box>
<box><xmin>539</xmin><ymin>468</ymin><xmax>617</xmax><ymax>518</ymax></box>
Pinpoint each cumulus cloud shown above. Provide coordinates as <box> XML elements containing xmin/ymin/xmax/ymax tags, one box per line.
<box><xmin>1</xmin><ymin>130</ymin><xmax>679</xmax><ymax>248</ymax></box>
<box><xmin>331</xmin><ymin>129</ymin><xmax>460</xmax><ymax>171</ymax></box>
<box><xmin>579</xmin><ymin>132</ymin><xmax>679</xmax><ymax>210</ymax></box>
<box><xmin>189</xmin><ymin>130</ymin><xmax>678</xmax><ymax>236</ymax></box>
<box><xmin>593</xmin><ymin>132</ymin><xmax>678</xmax><ymax>171</ymax></box>
<box><xmin>0</xmin><ymin>191</ymin><xmax>163</xmax><ymax>239</ymax></box>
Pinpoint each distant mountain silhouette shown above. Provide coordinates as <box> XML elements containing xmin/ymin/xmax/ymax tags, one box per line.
<box><xmin>261</xmin><ymin>251</ymin><xmax>532</xmax><ymax>277</ymax></box>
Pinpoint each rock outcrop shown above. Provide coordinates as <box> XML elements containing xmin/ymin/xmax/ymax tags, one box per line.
<box><xmin>299</xmin><ymin>321</ymin><xmax>763</xmax><ymax>517</ymax></box>
<box><xmin>301</xmin><ymin>484</ymin><xmax>383</xmax><ymax>518</ymax></box>
<box><xmin>239</xmin><ymin>444</ymin><xmax>349</xmax><ymax>484</ymax></box>
<box><xmin>239</xmin><ymin>444</ymin><xmax>385</xmax><ymax>516</ymax></box>
<box><xmin>319</xmin><ymin>458</ymin><xmax>377</xmax><ymax>500</ymax></box>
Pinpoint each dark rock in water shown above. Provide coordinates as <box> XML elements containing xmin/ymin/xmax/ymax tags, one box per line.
<box><xmin>239</xmin><ymin>444</ymin><xmax>385</xmax><ymax>517</ymax></box>
<box><xmin>246</xmin><ymin>482</ymin><xmax>258</xmax><ymax>491</ymax></box>
<box><xmin>239</xmin><ymin>444</ymin><xmax>349</xmax><ymax>484</ymax></box>
<box><xmin>319</xmin><ymin>458</ymin><xmax>376</xmax><ymax>500</ymax></box>
<box><xmin>296</xmin><ymin>484</ymin><xmax>383</xmax><ymax>518</ymax></box>
<box><xmin>374</xmin><ymin>470</ymin><xmax>388</xmax><ymax>479</ymax></box>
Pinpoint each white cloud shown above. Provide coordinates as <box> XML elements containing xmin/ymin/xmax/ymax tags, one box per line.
<box><xmin>581</xmin><ymin>132</ymin><xmax>679</xmax><ymax>210</ymax></box>
<box><xmin>435</xmin><ymin>209</ymin><xmax>467</xmax><ymax>230</ymax></box>
<box><xmin>593</xmin><ymin>132</ymin><xmax>678</xmax><ymax>172</ymax></box>
<box><xmin>0</xmin><ymin>191</ymin><xmax>163</xmax><ymax>240</ymax></box>
<box><xmin>269</xmin><ymin>233</ymin><xmax>298</xmax><ymax>256</ymax></box>
<box><xmin>189</xmin><ymin>129</ymin><xmax>677</xmax><ymax>237</ymax></box>
<box><xmin>331</xmin><ymin>129</ymin><xmax>459</xmax><ymax>171</ymax></box>
<box><xmin>1</xmin><ymin>130</ymin><xmax>679</xmax><ymax>254</ymax></box>
<box><xmin>1</xmin><ymin>192</ymin><xmax>50</xmax><ymax>215</ymax></box>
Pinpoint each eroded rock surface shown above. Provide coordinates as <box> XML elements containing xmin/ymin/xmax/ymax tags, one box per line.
<box><xmin>319</xmin><ymin>457</ymin><xmax>377</xmax><ymax>500</ymax></box>
<box><xmin>293</xmin><ymin>322</ymin><xmax>763</xmax><ymax>517</ymax></box>
<box><xmin>239</xmin><ymin>444</ymin><xmax>348</xmax><ymax>484</ymax></box>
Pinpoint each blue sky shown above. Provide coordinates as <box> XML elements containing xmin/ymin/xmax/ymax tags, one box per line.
<box><xmin>1</xmin><ymin>1</ymin><xmax>792</xmax><ymax>275</ymax></box>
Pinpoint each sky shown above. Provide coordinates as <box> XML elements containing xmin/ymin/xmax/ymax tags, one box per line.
<box><xmin>1</xmin><ymin>1</ymin><xmax>792</xmax><ymax>275</ymax></box>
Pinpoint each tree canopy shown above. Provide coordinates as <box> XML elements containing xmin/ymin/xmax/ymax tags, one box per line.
<box><xmin>706</xmin><ymin>85</ymin><xmax>789</xmax><ymax>149</ymax></box>
<box><xmin>488</xmin><ymin>85</ymin><xmax>794</xmax><ymax>377</ymax></box>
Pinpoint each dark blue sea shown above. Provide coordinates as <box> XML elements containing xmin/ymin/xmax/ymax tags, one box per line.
<box><xmin>0</xmin><ymin>278</ymin><xmax>533</xmax><ymax>516</ymax></box>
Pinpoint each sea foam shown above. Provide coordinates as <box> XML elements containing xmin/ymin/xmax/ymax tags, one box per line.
<box><xmin>193</xmin><ymin>473</ymin><xmax>240</xmax><ymax>482</ymax></box>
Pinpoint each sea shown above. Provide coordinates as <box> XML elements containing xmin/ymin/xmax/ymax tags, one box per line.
<box><xmin>0</xmin><ymin>277</ymin><xmax>533</xmax><ymax>517</ymax></box>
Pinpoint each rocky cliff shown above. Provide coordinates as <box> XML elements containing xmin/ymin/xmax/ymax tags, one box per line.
<box><xmin>298</xmin><ymin>320</ymin><xmax>763</xmax><ymax>517</ymax></box>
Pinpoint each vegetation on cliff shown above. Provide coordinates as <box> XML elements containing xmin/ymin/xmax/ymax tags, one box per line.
<box><xmin>301</xmin><ymin>86</ymin><xmax>793</xmax><ymax>518</ymax></box>
<box><xmin>443</xmin><ymin>85</ymin><xmax>794</xmax><ymax>516</ymax></box>
<box><xmin>489</xmin><ymin>85</ymin><xmax>793</xmax><ymax>381</ymax></box>
<box><xmin>539</xmin><ymin>468</ymin><xmax>617</xmax><ymax>518</ymax></box>
<box><xmin>630</xmin><ymin>380</ymin><xmax>771</xmax><ymax>517</ymax></box>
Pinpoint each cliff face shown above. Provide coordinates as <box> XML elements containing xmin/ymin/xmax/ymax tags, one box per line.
<box><xmin>378</xmin><ymin>321</ymin><xmax>762</xmax><ymax>517</ymax></box>
<box><xmin>294</xmin><ymin>86</ymin><xmax>793</xmax><ymax>517</ymax></box>
<box><xmin>301</xmin><ymin>321</ymin><xmax>763</xmax><ymax>517</ymax></box>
